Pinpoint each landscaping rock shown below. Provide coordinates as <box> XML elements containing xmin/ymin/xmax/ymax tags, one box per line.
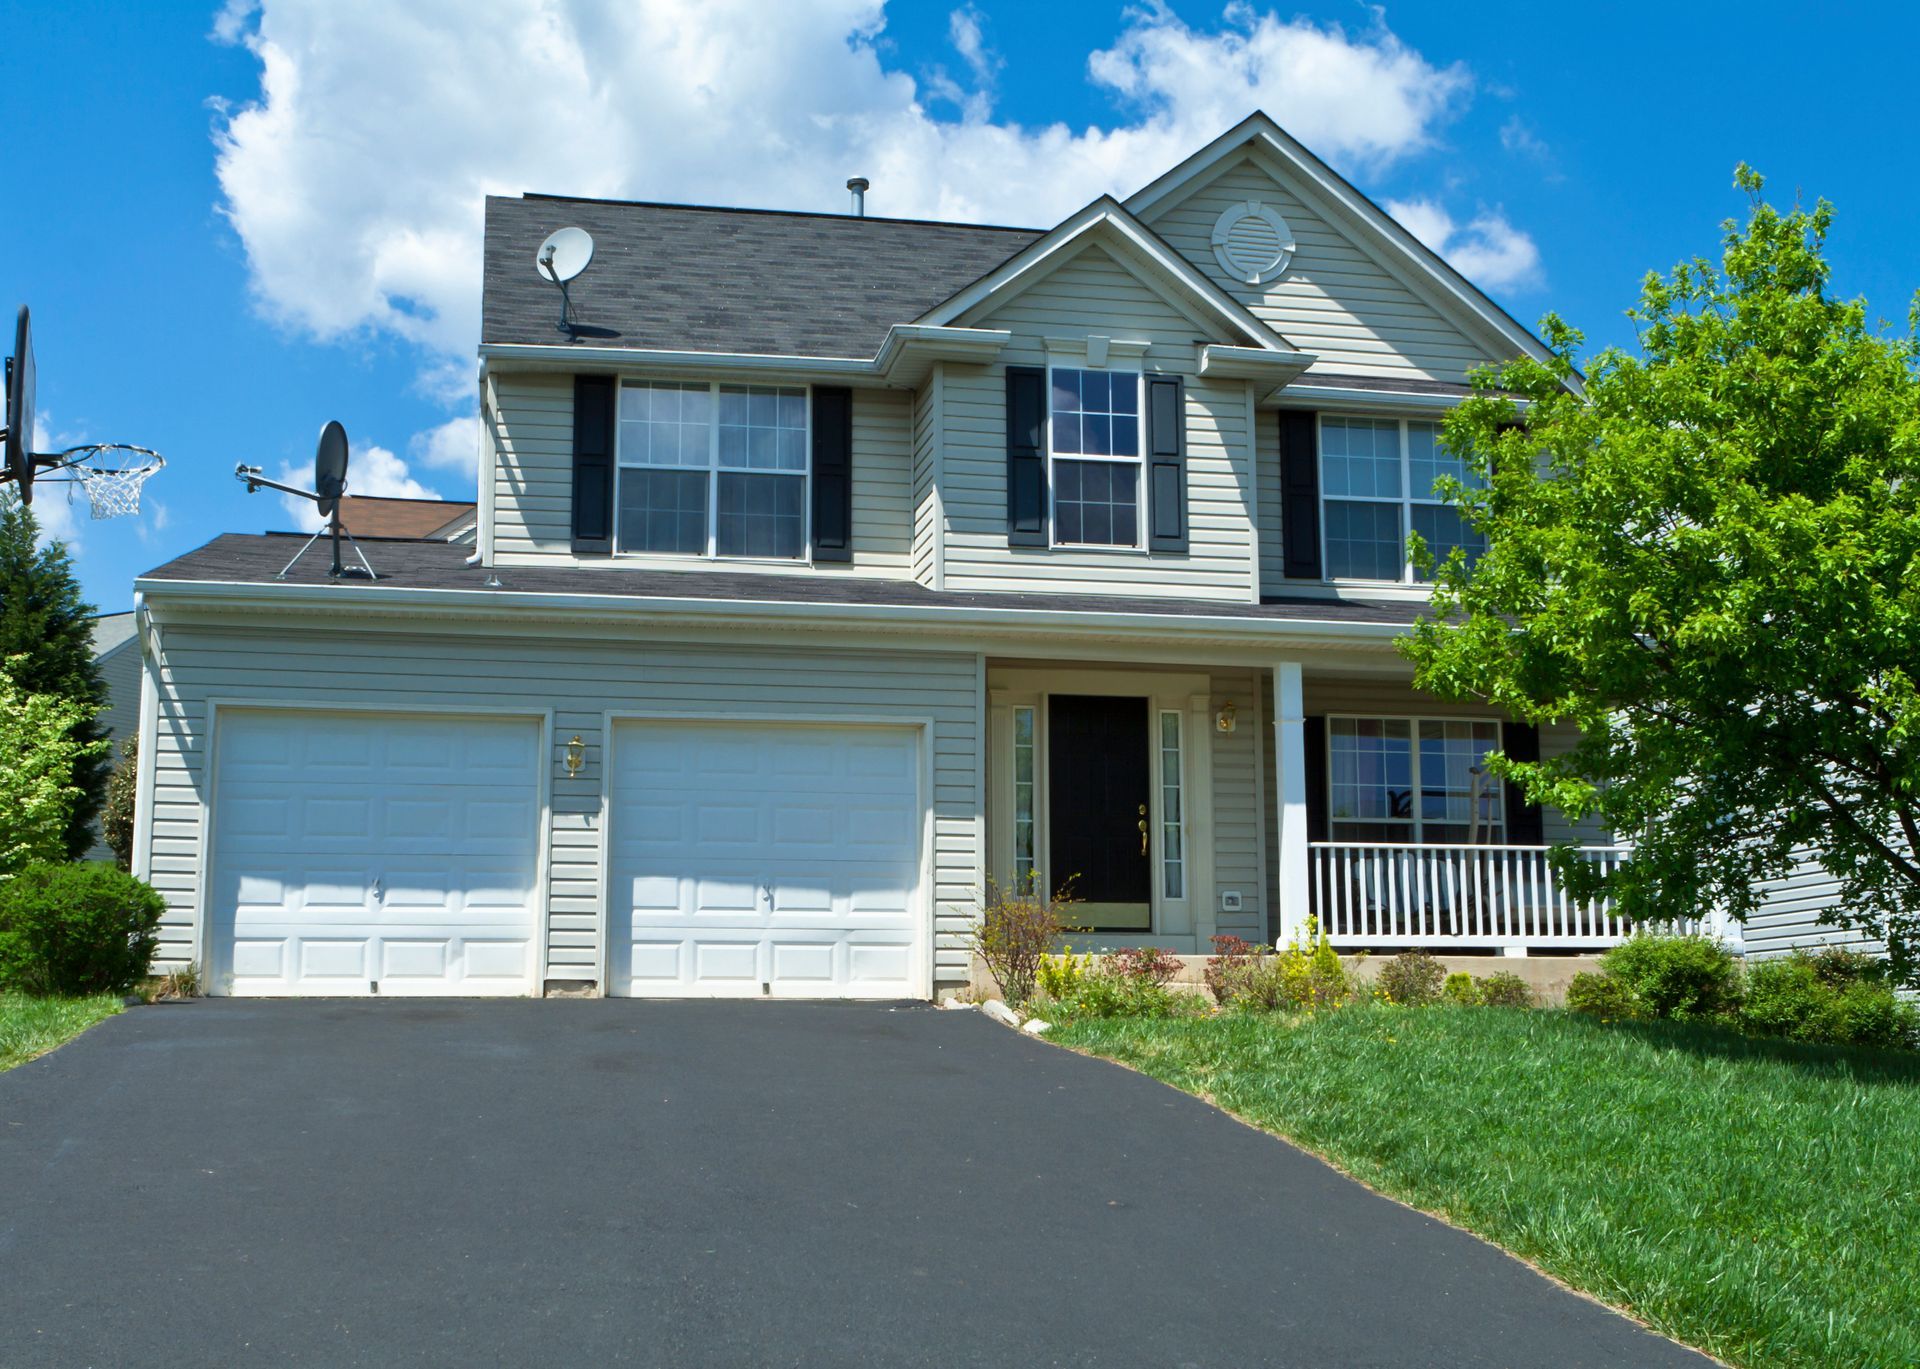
<box><xmin>979</xmin><ymin>999</ymin><xmax>1021</xmax><ymax>1028</ymax></box>
<box><xmin>938</xmin><ymin>998</ymin><xmax>974</xmax><ymax>1011</ymax></box>
<box><xmin>1022</xmin><ymin>1018</ymin><xmax>1052</xmax><ymax>1036</ymax></box>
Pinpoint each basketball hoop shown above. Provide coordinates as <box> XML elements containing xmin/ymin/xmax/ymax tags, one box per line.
<box><xmin>47</xmin><ymin>444</ymin><xmax>166</xmax><ymax>519</ymax></box>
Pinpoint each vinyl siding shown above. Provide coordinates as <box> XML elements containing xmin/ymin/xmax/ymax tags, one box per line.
<box><xmin>488</xmin><ymin>373</ymin><xmax>916</xmax><ymax>578</ymax></box>
<box><xmin>911</xmin><ymin>370</ymin><xmax>941</xmax><ymax>587</ymax></box>
<box><xmin>946</xmin><ymin>245</ymin><xmax>1256</xmax><ymax>601</ymax></box>
<box><xmin>1210</xmin><ymin>669</ymin><xmax>1266</xmax><ymax>942</ymax></box>
<box><xmin>1744</xmin><ymin>853</ymin><xmax>1888</xmax><ymax>961</ymax></box>
<box><xmin>1142</xmin><ymin>153</ymin><xmax>1500</xmax><ymax>384</ymax></box>
<box><xmin>138</xmin><ymin>621</ymin><xmax>980</xmax><ymax>990</ymax></box>
<box><xmin>1254</xmin><ymin>406</ymin><xmax>1284</xmax><ymax>594</ymax></box>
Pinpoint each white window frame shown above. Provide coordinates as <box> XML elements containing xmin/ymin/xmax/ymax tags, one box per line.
<box><xmin>1156</xmin><ymin>708</ymin><xmax>1186</xmax><ymax>900</ymax></box>
<box><xmin>1317</xmin><ymin>414</ymin><xmax>1477</xmax><ymax>585</ymax></box>
<box><xmin>1325</xmin><ymin>714</ymin><xmax>1506</xmax><ymax>842</ymax></box>
<box><xmin>1046</xmin><ymin>364</ymin><xmax>1146</xmax><ymax>551</ymax></box>
<box><xmin>614</xmin><ymin>380</ymin><xmax>813</xmax><ymax>562</ymax></box>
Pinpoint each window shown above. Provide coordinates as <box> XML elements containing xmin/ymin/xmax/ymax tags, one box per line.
<box><xmin>1328</xmin><ymin>716</ymin><xmax>1503</xmax><ymax>843</ymax></box>
<box><xmin>1158</xmin><ymin>711</ymin><xmax>1185</xmax><ymax>899</ymax></box>
<box><xmin>1049</xmin><ymin>367</ymin><xmax>1141</xmax><ymax>547</ymax></box>
<box><xmin>1320</xmin><ymin>416</ymin><xmax>1484</xmax><ymax>582</ymax></box>
<box><xmin>1012</xmin><ymin>706</ymin><xmax>1038</xmax><ymax>894</ymax></box>
<box><xmin>617</xmin><ymin>381</ymin><xmax>808</xmax><ymax>559</ymax></box>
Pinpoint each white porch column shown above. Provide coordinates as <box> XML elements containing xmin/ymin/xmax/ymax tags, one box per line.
<box><xmin>1272</xmin><ymin>661</ymin><xmax>1309</xmax><ymax>947</ymax></box>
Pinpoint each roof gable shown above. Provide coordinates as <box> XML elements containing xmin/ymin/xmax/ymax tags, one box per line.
<box><xmin>916</xmin><ymin>198</ymin><xmax>1304</xmax><ymax>356</ymax></box>
<box><xmin>1127</xmin><ymin>113</ymin><xmax>1560</xmax><ymax>385</ymax></box>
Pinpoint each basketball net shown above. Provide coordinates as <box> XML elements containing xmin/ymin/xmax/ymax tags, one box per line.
<box><xmin>54</xmin><ymin>444</ymin><xmax>165</xmax><ymax>519</ymax></box>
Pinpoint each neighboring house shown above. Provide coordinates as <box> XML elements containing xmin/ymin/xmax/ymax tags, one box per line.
<box><xmin>333</xmin><ymin>495</ymin><xmax>478</xmax><ymax>544</ymax></box>
<box><xmin>132</xmin><ymin>111</ymin><xmax>1640</xmax><ymax>1000</ymax></box>
<box><xmin>85</xmin><ymin>610</ymin><xmax>140</xmax><ymax>861</ymax></box>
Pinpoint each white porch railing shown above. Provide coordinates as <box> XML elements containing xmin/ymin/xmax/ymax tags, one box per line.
<box><xmin>1309</xmin><ymin>842</ymin><xmax>1682</xmax><ymax>949</ymax></box>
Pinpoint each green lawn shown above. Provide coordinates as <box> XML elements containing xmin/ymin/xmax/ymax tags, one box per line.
<box><xmin>0</xmin><ymin>992</ymin><xmax>123</xmax><ymax>1072</ymax></box>
<box><xmin>1052</xmin><ymin>1006</ymin><xmax>1920</xmax><ymax>1369</ymax></box>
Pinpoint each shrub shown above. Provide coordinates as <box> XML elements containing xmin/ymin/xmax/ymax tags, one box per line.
<box><xmin>973</xmin><ymin>879</ymin><xmax>1077</xmax><ymax>1005</ymax></box>
<box><xmin>100</xmin><ymin>736</ymin><xmax>139</xmax><ymax>870</ymax></box>
<box><xmin>1441</xmin><ymin>971</ymin><xmax>1480</xmax><ymax>1006</ymax></box>
<box><xmin>1220</xmin><ymin>917</ymin><xmax>1351</xmax><ymax>1013</ymax></box>
<box><xmin>1806</xmin><ymin>946</ymin><xmax>1889</xmax><ymax>989</ymax></box>
<box><xmin>1478</xmin><ymin>970</ymin><xmax>1535</xmax><ymax>1009</ymax></box>
<box><xmin>0</xmin><ymin>861</ymin><xmax>166</xmax><ymax>995</ymax></box>
<box><xmin>1599</xmin><ymin>933</ymin><xmax>1741</xmax><ymax>1020</ymax></box>
<box><xmin>1036</xmin><ymin>947</ymin><xmax>1089</xmax><ymax>1001</ymax></box>
<box><xmin>1204</xmin><ymin>935</ymin><xmax>1260</xmax><ymax>1003</ymax></box>
<box><xmin>1740</xmin><ymin>954</ymin><xmax>1918</xmax><ymax>1049</ymax></box>
<box><xmin>1565</xmin><ymin>971</ymin><xmax>1647</xmax><ymax>1021</ymax></box>
<box><xmin>1106</xmin><ymin>945</ymin><xmax>1184</xmax><ymax>988</ymax></box>
<box><xmin>1376</xmin><ymin>950</ymin><xmax>1446</xmax><ymax>1005</ymax></box>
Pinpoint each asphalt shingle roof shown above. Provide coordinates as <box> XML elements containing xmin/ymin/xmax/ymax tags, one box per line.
<box><xmin>140</xmin><ymin>535</ymin><xmax>1427</xmax><ymax>628</ymax></box>
<box><xmin>483</xmin><ymin>196</ymin><xmax>1044</xmax><ymax>359</ymax></box>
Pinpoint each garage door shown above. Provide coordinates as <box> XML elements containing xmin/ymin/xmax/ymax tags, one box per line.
<box><xmin>208</xmin><ymin>711</ymin><xmax>542</xmax><ymax>997</ymax></box>
<box><xmin>609</xmin><ymin>721</ymin><xmax>925</xmax><ymax>998</ymax></box>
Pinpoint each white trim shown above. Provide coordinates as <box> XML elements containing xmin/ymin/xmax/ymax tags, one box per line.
<box><xmin>479</xmin><ymin>372</ymin><xmax>503</xmax><ymax>568</ymax></box>
<box><xmin>1318</xmin><ymin>412</ymin><xmax>1478</xmax><ymax>587</ymax></box>
<box><xmin>478</xmin><ymin>326</ymin><xmax>1012</xmax><ymax>388</ymax></box>
<box><xmin>1123</xmin><ymin>114</ymin><xmax>1570</xmax><ymax>386</ymax></box>
<box><xmin>1276</xmin><ymin>385</ymin><xmax>1473</xmax><ymax>414</ymax></box>
<box><xmin>196</xmin><ymin>700</ymin><xmax>553</xmax><ymax>998</ymax></box>
<box><xmin>929</xmin><ymin>367</ymin><xmax>947</xmax><ymax>590</ymax></box>
<box><xmin>917</xmin><ymin>197</ymin><xmax>1295</xmax><ymax>353</ymax></box>
<box><xmin>1211</xmin><ymin>199</ymin><xmax>1296</xmax><ymax>285</ymax></box>
<box><xmin>599</xmin><ymin>711</ymin><xmax>936</xmax><ymax>1000</ymax></box>
<box><xmin>1272</xmin><ymin>662</ymin><xmax>1308</xmax><ymax>946</ymax></box>
<box><xmin>130</xmin><ymin>600</ymin><xmax>160</xmax><ymax>884</ymax></box>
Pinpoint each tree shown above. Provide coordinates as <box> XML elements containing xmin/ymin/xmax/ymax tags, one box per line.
<box><xmin>1406</xmin><ymin>168</ymin><xmax>1920</xmax><ymax>984</ymax></box>
<box><xmin>0</xmin><ymin>655</ymin><xmax>108</xmax><ymax>879</ymax></box>
<box><xmin>101</xmin><ymin>735</ymin><xmax>139</xmax><ymax>870</ymax></box>
<box><xmin>0</xmin><ymin>489</ymin><xmax>110</xmax><ymax>856</ymax></box>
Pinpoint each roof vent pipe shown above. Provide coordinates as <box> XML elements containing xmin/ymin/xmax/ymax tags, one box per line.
<box><xmin>847</xmin><ymin>177</ymin><xmax>869</xmax><ymax>217</ymax></box>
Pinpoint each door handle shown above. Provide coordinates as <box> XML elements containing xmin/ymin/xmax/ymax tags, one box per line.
<box><xmin>1138</xmin><ymin>805</ymin><xmax>1149</xmax><ymax>857</ymax></box>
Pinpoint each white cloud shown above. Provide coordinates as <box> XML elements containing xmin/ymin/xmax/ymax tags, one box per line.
<box><xmin>273</xmin><ymin>441</ymin><xmax>437</xmax><ymax>530</ymax></box>
<box><xmin>213</xmin><ymin>0</ymin><xmax>1489</xmax><ymax>384</ymax></box>
<box><xmin>409</xmin><ymin>414</ymin><xmax>482</xmax><ymax>476</ymax></box>
<box><xmin>26</xmin><ymin>411</ymin><xmax>83</xmax><ymax>553</ymax></box>
<box><xmin>1385</xmin><ymin>196</ymin><xmax>1541</xmax><ymax>292</ymax></box>
<box><xmin>1499</xmin><ymin>114</ymin><xmax>1549</xmax><ymax>162</ymax></box>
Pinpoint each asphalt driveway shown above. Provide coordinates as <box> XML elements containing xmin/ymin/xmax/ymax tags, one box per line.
<box><xmin>0</xmin><ymin>1001</ymin><xmax>1708</xmax><ymax>1366</ymax></box>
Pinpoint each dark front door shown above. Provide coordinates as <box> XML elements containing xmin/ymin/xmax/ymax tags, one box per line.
<box><xmin>1048</xmin><ymin>694</ymin><xmax>1152</xmax><ymax>931</ymax></box>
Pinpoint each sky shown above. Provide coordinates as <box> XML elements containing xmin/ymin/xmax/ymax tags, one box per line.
<box><xmin>2</xmin><ymin>0</ymin><xmax>1915</xmax><ymax>614</ymax></box>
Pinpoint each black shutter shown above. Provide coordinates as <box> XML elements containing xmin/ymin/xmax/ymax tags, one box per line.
<box><xmin>1303</xmin><ymin>715</ymin><xmax>1329</xmax><ymax>843</ymax></box>
<box><xmin>810</xmin><ymin>386</ymin><xmax>853</xmax><ymax>563</ymax></box>
<box><xmin>571</xmin><ymin>374</ymin><xmax>616</xmax><ymax>553</ymax></box>
<box><xmin>1501</xmin><ymin>722</ymin><xmax>1545</xmax><ymax>845</ymax></box>
<box><xmin>1006</xmin><ymin>365</ymin><xmax>1048</xmax><ymax>547</ymax></box>
<box><xmin>1146</xmin><ymin>375</ymin><xmax>1186</xmax><ymax>553</ymax></box>
<box><xmin>1279</xmin><ymin>408</ymin><xmax>1321</xmax><ymax>580</ymax></box>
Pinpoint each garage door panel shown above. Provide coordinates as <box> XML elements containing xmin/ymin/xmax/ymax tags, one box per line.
<box><xmin>611</xmin><ymin>721</ymin><xmax>924</xmax><ymax>999</ymax></box>
<box><xmin>211</xmin><ymin>712</ymin><xmax>540</xmax><ymax>997</ymax></box>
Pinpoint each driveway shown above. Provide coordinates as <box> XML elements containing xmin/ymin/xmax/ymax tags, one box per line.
<box><xmin>1</xmin><ymin>1001</ymin><xmax>1707</xmax><ymax>1366</ymax></box>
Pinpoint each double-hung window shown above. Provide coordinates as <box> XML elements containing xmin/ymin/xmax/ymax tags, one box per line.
<box><xmin>1320</xmin><ymin>416</ymin><xmax>1484</xmax><ymax>582</ymax></box>
<box><xmin>1327</xmin><ymin>716</ymin><xmax>1504</xmax><ymax>844</ymax></box>
<box><xmin>1049</xmin><ymin>367</ymin><xmax>1142</xmax><ymax>547</ymax></box>
<box><xmin>617</xmin><ymin>381</ymin><xmax>809</xmax><ymax>559</ymax></box>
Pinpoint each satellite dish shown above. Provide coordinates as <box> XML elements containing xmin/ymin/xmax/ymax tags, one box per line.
<box><xmin>314</xmin><ymin>420</ymin><xmax>349</xmax><ymax>517</ymax></box>
<box><xmin>536</xmin><ymin>227</ymin><xmax>594</xmax><ymax>284</ymax></box>
<box><xmin>5</xmin><ymin>306</ymin><xmax>36</xmax><ymax>505</ymax></box>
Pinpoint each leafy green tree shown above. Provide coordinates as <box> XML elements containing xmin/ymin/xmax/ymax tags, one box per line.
<box><xmin>101</xmin><ymin>735</ymin><xmax>139</xmax><ymax>871</ymax></box>
<box><xmin>0</xmin><ymin>490</ymin><xmax>110</xmax><ymax>855</ymax></box>
<box><xmin>1406</xmin><ymin>168</ymin><xmax>1920</xmax><ymax>984</ymax></box>
<box><xmin>0</xmin><ymin>655</ymin><xmax>109</xmax><ymax>878</ymax></box>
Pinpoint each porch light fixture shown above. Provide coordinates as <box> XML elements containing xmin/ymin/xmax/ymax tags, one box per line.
<box><xmin>564</xmin><ymin>734</ymin><xmax>586</xmax><ymax>777</ymax></box>
<box><xmin>1216</xmin><ymin>700</ymin><xmax>1238</xmax><ymax>734</ymax></box>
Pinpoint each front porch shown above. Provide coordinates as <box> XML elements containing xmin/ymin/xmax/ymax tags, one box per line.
<box><xmin>984</xmin><ymin>656</ymin><xmax>1654</xmax><ymax>958</ymax></box>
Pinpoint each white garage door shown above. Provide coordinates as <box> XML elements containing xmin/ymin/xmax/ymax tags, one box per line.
<box><xmin>209</xmin><ymin>711</ymin><xmax>542</xmax><ymax>997</ymax></box>
<box><xmin>609</xmin><ymin>721</ymin><xmax>926</xmax><ymax>998</ymax></box>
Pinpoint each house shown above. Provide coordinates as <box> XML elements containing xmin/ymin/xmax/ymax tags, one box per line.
<box><xmin>131</xmin><ymin>112</ymin><xmax>1634</xmax><ymax>1000</ymax></box>
<box><xmin>84</xmin><ymin>610</ymin><xmax>140</xmax><ymax>861</ymax></box>
<box><xmin>332</xmin><ymin>494</ymin><xmax>478</xmax><ymax>543</ymax></box>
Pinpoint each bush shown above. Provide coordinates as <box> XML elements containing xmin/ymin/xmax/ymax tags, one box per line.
<box><xmin>1217</xmin><ymin>917</ymin><xmax>1351</xmax><ymax>1013</ymax></box>
<box><xmin>1036</xmin><ymin>947</ymin><xmax>1090</xmax><ymax>1002</ymax></box>
<box><xmin>1566</xmin><ymin>971</ymin><xmax>1647</xmax><ymax>1021</ymax></box>
<box><xmin>100</xmin><ymin>737</ymin><xmax>138</xmax><ymax>870</ymax></box>
<box><xmin>1105</xmin><ymin>945</ymin><xmax>1184</xmax><ymax>988</ymax></box>
<box><xmin>1806</xmin><ymin>946</ymin><xmax>1889</xmax><ymax>989</ymax></box>
<box><xmin>1204</xmin><ymin>935</ymin><xmax>1260</xmax><ymax>1003</ymax></box>
<box><xmin>1740</xmin><ymin>954</ymin><xmax>1918</xmax><ymax>1049</ymax></box>
<box><xmin>0</xmin><ymin>861</ymin><xmax>166</xmax><ymax>995</ymax></box>
<box><xmin>1376</xmin><ymin>950</ymin><xmax>1446</xmax><ymax>1005</ymax></box>
<box><xmin>1478</xmin><ymin>970</ymin><xmax>1535</xmax><ymax>1009</ymax></box>
<box><xmin>974</xmin><ymin>879</ymin><xmax>1077</xmax><ymax>1005</ymax></box>
<box><xmin>1441</xmin><ymin>971</ymin><xmax>1480</xmax><ymax>1006</ymax></box>
<box><xmin>1599</xmin><ymin>933</ymin><xmax>1741</xmax><ymax>1020</ymax></box>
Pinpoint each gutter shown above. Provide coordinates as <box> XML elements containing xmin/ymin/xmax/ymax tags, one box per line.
<box><xmin>133</xmin><ymin>574</ymin><xmax>1417</xmax><ymax>649</ymax></box>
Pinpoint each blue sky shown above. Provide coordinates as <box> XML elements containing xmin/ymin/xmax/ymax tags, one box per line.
<box><xmin>2</xmin><ymin>0</ymin><xmax>1915</xmax><ymax>613</ymax></box>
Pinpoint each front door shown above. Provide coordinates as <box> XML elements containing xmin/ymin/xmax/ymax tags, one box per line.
<box><xmin>1048</xmin><ymin>694</ymin><xmax>1152</xmax><ymax>930</ymax></box>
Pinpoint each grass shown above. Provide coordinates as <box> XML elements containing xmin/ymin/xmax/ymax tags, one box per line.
<box><xmin>1051</xmin><ymin>1005</ymin><xmax>1920</xmax><ymax>1369</ymax></box>
<box><xmin>0</xmin><ymin>992</ymin><xmax>123</xmax><ymax>1072</ymax></box>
